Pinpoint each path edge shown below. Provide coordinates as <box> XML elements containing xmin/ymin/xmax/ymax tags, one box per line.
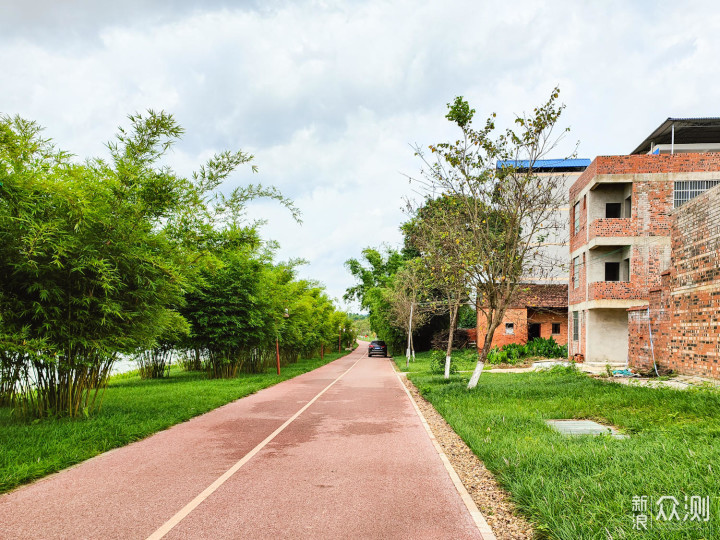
<box><xmin>393</xmin><ymin>365</ymin><xmax>497</xmax><ymax>540</ymax></box>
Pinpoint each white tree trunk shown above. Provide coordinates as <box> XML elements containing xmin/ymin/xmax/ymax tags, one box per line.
<box><xmin>467</xmin><ymin>361</ymin><xmax>485</xmax><ymax>389</ymax></box>
<box><xmin>444</xmin><ymin>301</ymin><xmax>459</xmax><ymax>379</ymax></box>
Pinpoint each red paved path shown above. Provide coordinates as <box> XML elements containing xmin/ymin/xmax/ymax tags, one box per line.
<box><xmin>0</xmin><ymin>346</ymin><xmax>484</xmax><ymax>539</ymax></box>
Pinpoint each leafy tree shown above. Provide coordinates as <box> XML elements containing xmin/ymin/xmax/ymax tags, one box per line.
<box><xmin>403</xmin><ymin>195</ymin><xmax>470</xmax><ymax>378</ymax></box>
<box><xmin>180</xmin><ymin>229</ymin><xmax>278</xmax><ymax>377</ymax></box>
<box><xmin>412</xmin><ymin>89</ymin><xmax>571</xmax><ymax>389</ymax></box>
<box><xmin>0</xmin><ymin>111</ymin><xmax>298</xmax><ymax>415</ymax></box>
<box><xmin>344</xmin><ymin>248</ymin><xmax>408</xmax><ymax>353</ymax></box>
<box><xmin>383</xmin><ymin>259</ymin><xmax>430</xmax><ymax>367</ymax></box>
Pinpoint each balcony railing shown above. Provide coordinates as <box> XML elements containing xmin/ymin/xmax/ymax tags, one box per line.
<box><xmin>588</xmin><ymin>281</ymin><xmax>645</xmax><ymax>301</ymax></box>
<box><xmin>588</xmin><ymin>218</ymin><xmax>634</xmax><ymax>241</ymax></box>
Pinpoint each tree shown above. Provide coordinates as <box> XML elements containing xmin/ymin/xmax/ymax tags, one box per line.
<box><xmin>0</xmin><ymin>111</ymin><xmax>299</xmax><ymax>415</ymax></box>
<box><xmin>412</xmin><ymin>89</ymin><xmax>571</xmax><ymax>389</ymax></box>
<box><xmin>384</xmin><ymin>259</ymin><xmax>429</xmax><ymax>367</ymax></box>
<box><xmin>344</xmin><ymin>247</ymin><xmax>408</xmax><ymax>353</ymax></box>
<box><xmin>403</xmin><ymin>195</ymin><xmax>470</xmax><ymax>378</ymax></box>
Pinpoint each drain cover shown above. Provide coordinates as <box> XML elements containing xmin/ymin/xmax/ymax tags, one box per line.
<box><xmin>545</xmin><ymin>419</ymin><xmax>627</xmax><ymax>439</ymax></box>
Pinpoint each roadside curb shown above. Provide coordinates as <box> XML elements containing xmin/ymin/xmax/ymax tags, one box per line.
<box><xmin>392</xmin><ymin>365</ymin><xmax>497</xmax><ymax>540</ymax></box>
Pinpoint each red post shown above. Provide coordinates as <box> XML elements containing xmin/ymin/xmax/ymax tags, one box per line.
<box><xmin>321</xmin><ymin>344</ymin><xmax>324</xmax><ymax>360</ymax></box>
<box><xmin>338</xmin><ymin>328</ymin><xmax>342</xmax><ymax>353</ymax></box>
<box><xmin>276</xmin><ymin>336</ymin><xmax>281</xmax><ymax>375</ymax></box>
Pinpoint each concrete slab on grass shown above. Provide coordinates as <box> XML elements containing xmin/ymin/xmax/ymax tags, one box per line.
<box><xmin>546</xmin><ymin>419</ymin><xmax>628</xmax><ymax>439</ymax></box>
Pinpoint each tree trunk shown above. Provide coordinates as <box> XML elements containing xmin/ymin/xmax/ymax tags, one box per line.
<box><xmin>468</xmin><ymin>313</ymin><xmax>500</xmax><ymax>389</ymax></box>
<box><xmin>444</xmin><ymin>301</ymin><xmax>459</xmax><ymax>379</ymax></box>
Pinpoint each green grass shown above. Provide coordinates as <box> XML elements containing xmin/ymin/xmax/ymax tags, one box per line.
<box><xmin>0</xmin><ymin>351</ymin><xmax>348</xmax><ymax>494</ymax></box>
<box><xmin>395</xmin><ymin>351</ymin><xmax>720</xmax><ymax>539</ymax></box>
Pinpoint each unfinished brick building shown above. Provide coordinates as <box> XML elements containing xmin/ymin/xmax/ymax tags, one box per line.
<box><xmin>569</xmin><ymin>117</ymin><xmax>720</xmax><ymax>374</ymax></box>
<box><xmin>628</xmin><ymin>182</ymin><xmax>720</xmax><ymax>378</ymax></box>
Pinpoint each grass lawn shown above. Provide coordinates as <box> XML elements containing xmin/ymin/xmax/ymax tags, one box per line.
<box><xmin>396</xmin><ymin>351</ymin><xmax>720</xmax><ymax>539</ymax></box>
<box><xmin>0</xmin><ymin>351</ymin><xmax>348</xmax><ymax>494</ymax></box>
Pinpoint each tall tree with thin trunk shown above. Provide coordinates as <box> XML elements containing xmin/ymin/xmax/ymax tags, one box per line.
<box><xmin>412</xmin><ymin>88</ymin><xmax>572</xmax><ymax>389</ymax></box>
<box><xmin>384</xmin><ymin>259</ymin><xmax>429</xmax><ymax>368</ymax></box>
<box><xmin>402</xmin><ymin>196</ymin><xmax>469</xmax><ymax>378</ymax></box>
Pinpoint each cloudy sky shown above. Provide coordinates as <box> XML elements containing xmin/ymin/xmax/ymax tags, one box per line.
<box><xmin>3</xmin><ymin>0</ymin><xmax>719</xmax><ymax>310</ymax></box>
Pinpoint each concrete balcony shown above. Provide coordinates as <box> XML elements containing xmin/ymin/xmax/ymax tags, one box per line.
<box><xmin>588</xmin><ymin>218</ymin><xmax>635</xmax><ymax>242</ymax></box>
<box><xmin>588</xmin><ymin>281</ymin><xmax>645</xmax><ymax>302</ymax></box>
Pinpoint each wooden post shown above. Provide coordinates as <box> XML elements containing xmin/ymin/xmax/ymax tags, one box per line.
<box><xmin>276</xmin><ymin>336</ymin><xmax>281</xmax><ymax>375</ymax></box>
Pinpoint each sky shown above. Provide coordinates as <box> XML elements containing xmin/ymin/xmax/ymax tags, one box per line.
<box><xmin>3</xmin><ymin>0</ymin><xmax>720</xmax><ymax>311</ymax></box>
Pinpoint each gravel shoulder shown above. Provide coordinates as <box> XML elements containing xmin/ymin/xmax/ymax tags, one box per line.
<box><xmin>400</xmin><ymin>373</ymin><xmax>534</xmax><ymax>540</ymax></box>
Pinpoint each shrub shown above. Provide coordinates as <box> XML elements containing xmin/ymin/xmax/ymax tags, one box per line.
<box><xmin>486</xmin><ymin>337</ymin><xmax>567</xmax><ymax>366</ymax></box>
<box><xmin>429</xmin><ymin>349</ymin><xmax>458</xmax><ymax>375</ymax></box>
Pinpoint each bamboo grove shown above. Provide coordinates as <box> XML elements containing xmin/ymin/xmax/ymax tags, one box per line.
<box><xmin>0</xmin><ymin>112</ymin><xmax>354</xmax><ymax>418</ymax></box>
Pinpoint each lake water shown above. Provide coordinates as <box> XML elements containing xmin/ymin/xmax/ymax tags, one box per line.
<box><xmin>111</xmin><ymin>355</ymin><xmax>137</xmax><ymax>376</ymax></box>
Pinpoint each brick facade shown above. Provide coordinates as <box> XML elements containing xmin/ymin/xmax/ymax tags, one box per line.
<box><xmin>567</xmin><ymin>153</ymin><xmax>720</xmax><ymax>365</ymax></box>
<box><xmin>628</xmin><ymin>184</ymin><xmax>720</xmax><ymax>378</ymax></box>
<box><xmin>569</xmin><ymin>153</ymin><xmax>720</xmax><ymax>202</ymax></box>
<box><xmin>476</xmin><ymin>284</ymin><xmax>568</xmax><ymax>349</ymax></box>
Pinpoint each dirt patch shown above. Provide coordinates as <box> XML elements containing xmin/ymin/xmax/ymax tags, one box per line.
<box><xmin>487</xmin><ymin>362</ymin><xmax>533</xmax><ymax>369</ymax></box>
<box><xmin>402</xmin><ymin>377</ymin><xmax>534</xmax><ymax>540</ymax></box>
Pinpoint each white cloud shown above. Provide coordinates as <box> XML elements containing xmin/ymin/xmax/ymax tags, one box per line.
<box><xmin>3</xmin><ymin>0</ymin><xmax>720</xmax><ymax>309</ymax></box>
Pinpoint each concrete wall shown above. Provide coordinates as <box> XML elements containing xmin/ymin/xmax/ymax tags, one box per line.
<box><xmin>586</xmin><ymin>308</ymin><xmax>628</xmax><ymax>364</ymax></box>
<box><xmin>568</xmin><ymin>308</ymin><xmax>587</xmax><ymax>357</ymax></box>
<box><xmin>589</xmin><ymin>183</ymin><xmax>630</xmax><ymax>222</ymax></box>
<box><xmin>522</xmin><ymin>170</ymin><xmax>580</xmax><ymax>284</ymax></box>
<box><xmin>587</xmin><ymin>246</ymin><xmax>632</xmax><ymax>283</ymax></box>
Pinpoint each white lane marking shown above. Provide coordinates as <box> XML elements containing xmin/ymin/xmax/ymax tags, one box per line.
<box><xmin>393</xmin><ymin>368</ymin><xmax>497</xmax><ymax>540</ymax></box>
<box><xmin>147</xmin><ymin>353</ymin><xmax>365</xmax><ymax>540</ymax></box>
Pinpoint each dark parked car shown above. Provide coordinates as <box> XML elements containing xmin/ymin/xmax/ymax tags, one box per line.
<box><xmin>368</xmin><ymin>340</ymin><xmax>388</xmax><ymax>357</ymax></box>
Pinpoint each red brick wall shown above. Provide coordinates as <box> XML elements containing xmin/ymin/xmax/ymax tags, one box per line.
<box><xmin>633</xmin><ymin>178</ymin><xmax>674</xmax><ymax>237</ymax></box>
<box><xmin>476</xmin><ymin>308</ymin><xmax>568</xmax><ymax>349</ymax></box>
<box><xmin>588</xmin><ymin>281</ymin><xmax>645</xmax><ymax>301</ymax></box>
<box><xmin>529</xmin><ymin>309</ymin><xmax>568</xmax><ymax>346</ymax></box>
<box><xmin>569</xmin><ymin>157</ymin><xmax>675</xmax><ymax>307</ymax></box>
<box><xmin>628</xmin><ymin>275</ymin><xmax>671</xmax><ymax>373</ymax></box>
<box><xmin>569</xmin><ymin>153</ymin><xmax>720</xmax><ymax>202</ymax></box>
<box><xmin>570</xmin><ymin>194</ymin><xmax>588</xmax><ymax>253</ymax></box>
<box><xmin>589</xmin><ymin>218</ymin><xmax>635</xmax><ymax>240</ymax></box>
<box><xmin>477</xmin><ymin>308</ymin><xmax>528</xmax><ymax>349</ymax></box>
<box><xmin>628</xmin><ymin>184</ymin><xmax>720</xmax><ymax>378</ymax></box>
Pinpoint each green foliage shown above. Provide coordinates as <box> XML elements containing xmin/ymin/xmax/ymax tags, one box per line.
<box><xmin>457</xmin><ymin>304</ymin><xmax>476</xmax><ymax>328</ymax></box>
<box><xmin>429</xmin><ymin>350</ymin><xmax>457</xmax><ymax>375</ymax></box>
<box><xmin>487</xmin><ymin>337</ymin><xmax>567</xmax><ymax>365</ymax></box>
<box><xmin>344</xmin><ymin>248</ymin><xmax>411</xmax><ymax>353</ymax></box>
<box><xmin>1</xmin><ymin>112</ymin><xmax>198</xmax><ymax>416</ymax></box>
<box><xmin>524</xmin><ymin>336</ymin><xmax>567</xmax><ymax>358</ymax></box>
<box><xmin>412</xmin><ymin>89</ymin><xmax>572</xmax><ymax>388</ymax></box>
<box><xmin>0</xmin><ymin>111</ymin><xmax>315</xmax><ymax>416</ymax></box>
<box><xmin>181</xmin><ymin>235</ymin><xmax>350</xmax><ymax>378</ymax></box>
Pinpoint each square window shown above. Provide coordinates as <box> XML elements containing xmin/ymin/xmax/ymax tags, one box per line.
<box><xmin>605</xmin><ymin>262</ymin><xmax>620</xmax><ymax>281</ymax></box>
<box><xmin>552</xmin><ymin>323</ymin><xmax>561</xmax><ymax>334</ymax></box>
<box><xmin>505</xmin><ymin>323</ymin><xmax>514</xmax><ymax>335</ymax></box>
<box><xmin>606</xmin><ymin>203</ymin><xmax>622</xmax><ymax>218</ymax></box>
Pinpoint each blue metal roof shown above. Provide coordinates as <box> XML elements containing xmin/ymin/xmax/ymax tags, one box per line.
<box><xmin>496</xmin><ymin>158</ymin><xmax>591</xmax><ymax>170</ymax></box>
